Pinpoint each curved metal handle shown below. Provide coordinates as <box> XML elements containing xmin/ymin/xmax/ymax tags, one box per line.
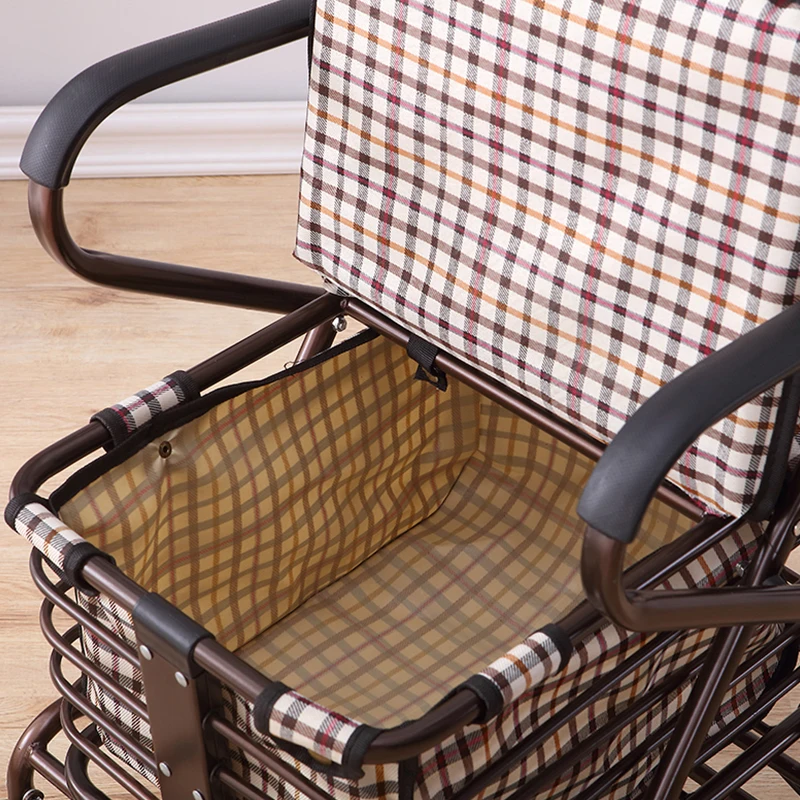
<box><xmin>20</xmin><ymin>0</ymin><xmax>310</xmax><ymax>190</ymax></box>
<box><xmin>28</xmin><ymin>182</ymin><xmax>323</xmax><ymax>313</ymax></box>
<box><xmin>22</xmin><ymin>0</ymin><xmax>323</xmax><ymax>313</ymax></box>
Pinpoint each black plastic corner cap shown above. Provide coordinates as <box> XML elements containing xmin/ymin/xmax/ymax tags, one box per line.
<box><xmin>133</xmin><ymin>593</ymin><xmax>214</xmax><ymax>677</ymax></box>
<box><xmin>578</xmin><ymin>300</ymin><xmax>800</xmax><ymax>543</ymax></box>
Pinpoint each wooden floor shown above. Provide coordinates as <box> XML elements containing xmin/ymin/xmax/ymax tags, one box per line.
<box><xmin>1</xmin><ymin>175</ymin><xmax>799</xmax><ymax>799</ymax></box>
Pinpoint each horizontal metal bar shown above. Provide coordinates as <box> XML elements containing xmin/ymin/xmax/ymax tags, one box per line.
<box><xmin>214</xmin><ymin>766</ymin><xmax>272</xmax><ymax>800</ymax></box>
<box><xmin>31</xmin><ymin>551</ymin><xmax>139</xmax><ymax>666</ymax></box>
<box><xmin>689</xmin><ymin>704</ymin><xmax>800</xmax><ymax>800</ymax></box>
<box><xmin>60</xmin><ymin>700</ymin><xmax>157</xmax><ymax>800</ymax></box>
<box><xmin>697</xmin><ymin>663</ymin><xmax>800</xmax><ymax>763</ymax></box>
<box><xmin>207</xmin><ymin>714</ymin><xmax>336</xmax><ymax>800</ymax></box>
<box><xmin>505</xmin><ymin>625</ymin><xmax>797</xmax><ymax>800</ymax></box>
<box><xmin>733</xmin><ymin>729</ymin><xmax>800</xmax><ymax>792</ymax></box>
<box><xmin>40</xmin><ymin>601</ymin><xmax>149</xmax><ymax>722</ymax></box>
<box><xmin>27</xmin><ymin>747</ymin><xmax>70</xmax><ymax>798</ymax></box>
<box><xmin>29</xmin><ymin>181</ymin><xmax>323</xmax><ymax>312</ymax></box>
<box><xmin>50</xmin><ymin>650</ymin><xmax>156</xmax><ymax>774</ymax></box>
<box><xmin>690</xmin><ymin>763</ymin><xmax>759</xmax><ymax>800</ymax></box>
<box><xmin>449</xmin><ymin>630</ymin><xmax>683</xmax><ymax>800</ymax></box>
<box><xmin>10</xmin><ymin>292</ymin><xmax>343</xmax><ymax>501</ymax></box>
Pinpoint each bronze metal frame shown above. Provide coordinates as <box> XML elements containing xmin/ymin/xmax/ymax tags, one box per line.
<box><xmin>27</xmin><ymin>182</ymin><xmax>324</xmax><ymax>315</ymax></box>
<box><xmin>9</xmin><ymin>291</ymin><xmax>800</xmax><ymax>800</ymax></box>
<box><xmin>12</xmin><ymin>1</ymin><xmax>800</xmax><ymax>793</ymax></box>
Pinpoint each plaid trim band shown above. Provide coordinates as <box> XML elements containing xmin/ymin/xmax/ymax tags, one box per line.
<box><xmin>264</xmin><ymin>688</ymin><xmax>366</xmax><ymax>766</ymax></box>
<box><xmin>8</xmin><ymin>501</ymin><xmax>86</xmax><ymax>571</ymax></box>
<box><xmin>476</xmin><ymin>628</ymin><xmax>567</xmax><ymax>708</ymax></box>
<box><xmin>92</xmin><ymin>371</ymin><xmax>198</xmax><ymax>446</ymax></box>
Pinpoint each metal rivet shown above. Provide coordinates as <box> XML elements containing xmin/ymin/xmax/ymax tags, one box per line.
<box><xmin>159</xmin><ymin>762</ymin><xmax>172</xmax><ymax>778</ymax></box>
<box><xmin>192</xmin><ymin>792</ymin><xmax>205</xmax><ymax>800</ymax></box>
<box><xmin>139</xmin><ymin>645</ymin><xmax>153</xmax><ymax>661</ymax></box>
<box><xmin>175</xmin><ymin>671</ymin><xmax>188</xmax><ymax>687</ymax></box>
<box><xmin>158</xmin><ymin>441</ymin><xmax>172</xmax><ymax>458</ymax></box>
<box><xmin>734</xmin><ymin>562</ymin><xmax>746</xmax><ymax>578</ymax></box>
<box><xmin>332</xmin><ymin>316</ymin><xmax>347</xmax><ymax>332</ymax></box>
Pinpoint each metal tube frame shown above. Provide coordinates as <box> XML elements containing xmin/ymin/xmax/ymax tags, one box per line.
<box><xmin>10</xmin><ymin>282</ymin><xmax>800</xmax><ymax>799</ymax></box>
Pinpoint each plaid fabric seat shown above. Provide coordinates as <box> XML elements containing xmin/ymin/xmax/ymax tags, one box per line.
<box><xmin>295</xmin><ymin>0</ymin><xmax>800</xmax><ymax>519</ymax></box>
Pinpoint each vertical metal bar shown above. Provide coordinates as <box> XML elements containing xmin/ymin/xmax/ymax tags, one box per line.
<box><xmin>296</xmin><ymin>319</ymin><xmax>338</xmax><ymax>362</ymax></box>
<box><xmin>6</xmin><ymin>699</ymin><xmax>65</xmax><ymax>800</ymax></box>
<box><xmin>134</xmin><ymin>645</ymin><xmax>216</xmax><ymax>800</ymax></box>
<box><xmin>644</xmin><ymin>475</ymin><xmax>800</xmax><ymax>800</ymax></box>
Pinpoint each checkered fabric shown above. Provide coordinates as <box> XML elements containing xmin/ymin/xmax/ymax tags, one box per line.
<box><xmin>91</xmin><ymin>371</ymin><xmax>196</xmax><ymax>446</ymax></box>
<box><xmin>266</xmin><ymin>690</ymin><xmax>365</xmax><ymax>766</ymax></box>
<box><xmin>477</xmin><ymin>629</ymin><xmax>566</xmax><ymax>709</ymax></box>
<box><xmin>295</xmin><ymin>0</ymin><xmax>800</xmax><ymax>518</ymax></box>
<box><xmin>414</xmin><ymin>526</ymin><xmax>773</xmax><ymax>800</ymax></box>
<box><xmin>9</xmin><ymin>501</ymin><xmax>84</xmax><ymax>571</ymax></box>
<box><xmin>234</xmin><ymin>391</ymin><xmax>685</xmax><ymax>727</ymax></box>
<box><xmin>41</xmin><ymin>334</ymin><xmax>785</xmax><ymax>800</ymax></box>
<box><xmin>57</xmin><ymin>337</ymin><xmax>689</xmax><ymax>729</ymax></box>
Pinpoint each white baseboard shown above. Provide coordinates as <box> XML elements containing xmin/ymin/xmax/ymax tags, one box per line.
<box><xmin>0</xmin><ymin>101</ymin><xmax>306</xmax><ymax>181</ymax></box>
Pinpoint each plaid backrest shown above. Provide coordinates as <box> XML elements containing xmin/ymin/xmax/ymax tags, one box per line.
<box><xmin>295</xmin><ymin>0</ymin><xmax>800</xmax><ymax>518</ymax></box>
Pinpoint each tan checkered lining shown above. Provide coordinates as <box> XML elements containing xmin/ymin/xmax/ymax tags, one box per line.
<box><xmin>235</xmin><ymin>397</ymin><xmax>686</xmax><ymax>727</ymax></box>
<box><xmin>60</xmin><ymin>335</ymin><xmax>687</xmax><ymax>728</ymax></box>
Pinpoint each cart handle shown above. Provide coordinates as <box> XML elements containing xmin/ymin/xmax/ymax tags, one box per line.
<box><xmin>578</xmin><ymin>299</ymin><xmax>800</xmax><ymax>631</ymax></box>
<box><xmin>20</xmin><ymin>0</ymin><xmax>324</xmax><ymax>313</ymax></box>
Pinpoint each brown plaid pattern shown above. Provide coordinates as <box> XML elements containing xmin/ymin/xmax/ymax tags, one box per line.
<box><xmin>479</xmin><ymin>630</ymin><xmax>565</xmax><ymax>708</ymax></box>
<box><xmin>268</xmin><ymin>691</ymin><xmax>363</xmax><ymax>765</ymax></box>
<box><xmin>60</xmin><ymin>337</ymin><xmax>475</xmax><ymax>655</ymax></box>
<box><xmin>30</xmin><ymin>336</ymin><xmax>786</xmax><ymax>797</ymax></box>
<box><xmin>295</xmin><ymin>0</ymin><xmax>800</xmax><ymax>518</ymax></box>
<box><xmin>415</xmin><ymin>523</ymin><xmax>771</xmax><ymax>800</ymax></box>
<box><xmin>10</xmin><ymin>501</ymin><xmax>84</xmax><ymax>570</ymax></box>
<box><xmin>234</xmin><ymin>394</ymin><xmax>684</xmax><ymax>727</ymax></box>
<box><xmin>92</xmin><ymin>373</ymin><xmax>192</xmax><ymax>441</ymax></box>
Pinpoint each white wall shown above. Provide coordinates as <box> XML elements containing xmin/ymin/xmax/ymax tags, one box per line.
<box><xmin>0</xmin><ymin>0</ymin><xmax>308</xmax><ymax>106</ymax></box>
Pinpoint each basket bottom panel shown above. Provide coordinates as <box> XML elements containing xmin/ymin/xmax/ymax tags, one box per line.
<box><xmin>234</xmin><ymin>403</ymin><xmax>690</xmax><ymax>727</ymax></box>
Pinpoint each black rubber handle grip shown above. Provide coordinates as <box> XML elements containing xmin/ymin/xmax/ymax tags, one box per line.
<box><xmin>578</xmin><ymin>300</ymin><xmax>800</xmax><ymax>543</ymax></box>
<box><xmin>20</xmin><ymin>0</ymin><xmax>310</xmax><ymax>189</ymax></box>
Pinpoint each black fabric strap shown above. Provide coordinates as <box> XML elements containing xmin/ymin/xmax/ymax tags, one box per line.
<box><xmin>340</xmin><ymin>724</ymin><xmax>382</xmax><ymax>774</ymax></box>
<box><xmin>541</xmin><ymin>623</ymin><xmax>574</xmax><ymax>667</ymax></box>
<box><xmin>398</xmin><ymin>756</ymin><xmax>420</xmax><ymax>800</ymax></box>
<box><xmin>170</xmin><ymin>369</ymin><xmax>201</xmax><ymax>403</ymax></box>
<box><xmin>63</xmin><ymin>541</ymin><xmax>116</xmax><ymax>597</ymax></box>
<box><xmin>252</xmin><ymin>681</ymin><xmax>292</xmax><ymax>735</ymax></box>
<box><xmin>91</xmin><ymin>407</ymin><xmax>129</xmax><ymax>448</ymax></box>
<box><xmin>91</xmin><ymin>370</ymin><xmax>201</xmax><ymax>449</ymax></box>
<box><xmin>407</xmin><ymin>334</ymin><xmax>448</xmax><ymax>391</ymax></box>
<box><xmin>460</xmin><ymin>674</ymin><xmax>504</xmax><ymax>723</ymax></box>
<box><xmin>4</xmin><ymin>492</ymin><xmax>50</xmax><ymax>528</ymax></box>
